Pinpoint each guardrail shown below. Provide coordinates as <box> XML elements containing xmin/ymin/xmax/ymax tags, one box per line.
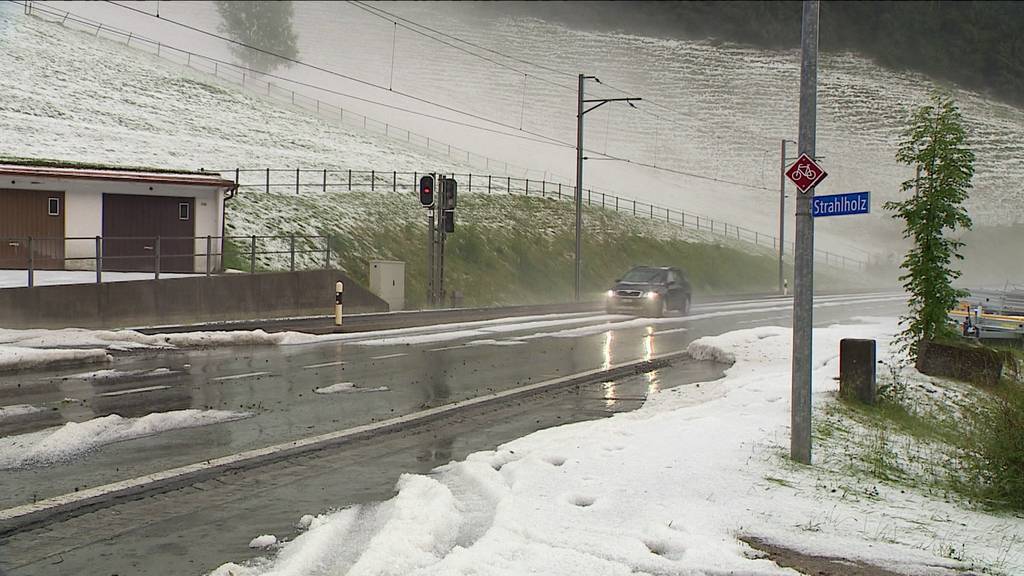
<box><xmin>224</xmin><ymin>167</ymin><xmax>867</xmax><ymax>271</ymax></box>
<box><xmin>0</xmin><ymin>235</ymin><xmax>333</xmax><ymax>288</ymax></box>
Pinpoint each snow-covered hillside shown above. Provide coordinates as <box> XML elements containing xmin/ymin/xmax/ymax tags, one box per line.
<box><xmin>3</xmin><ymin>1</ymin><xmax>1023</xmax><ymax>266</ymax></box>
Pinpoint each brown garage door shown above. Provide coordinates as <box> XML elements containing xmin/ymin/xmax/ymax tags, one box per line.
<box><xmin>0</xmin><ymin>189</ymin><xmax>65</xmax><ymax>270</ymax></box>
<box><xmin>102</xmin><ymin>194</ymin><xmax>195</xmax><ymax>273</ymax></box>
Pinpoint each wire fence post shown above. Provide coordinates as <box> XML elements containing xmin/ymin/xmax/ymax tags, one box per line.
<box><xmin>393</xmin><ymin>171</ymin><xmax>397</xmax><ymax>192</ymax></box>
<box><xmin>371</xmin><ymin>170</ymin><xmax>375</xmax><ymax>191</ymax></box>
<box><xmin>525</xmin><ymin>179</ymin><xmax>529</xmax><ymax>196</ymax></box>
<box><xmin>295</xmin><ymin>167</ymin><xmax>300</xmax><ymax>195</ymax></box>
<box><xmin>206</xmin><ymin>235</ymin><xmax>212</xmax><ymax>276</ymax></box>
<box><xmin>27</xmin><ymin>237</ymin><xmax>34</xmax><ymax>288</ymax></box>
<box><xmin>154</xmin><ymin>236</ymin><xmax>161</xmax><ymax>280</ymax></box>
<box><xmin>265</xmin><ymin>168</ymin><xmax>270</xmax><ymax>193</ymax></box>
<box><xmin>468</xmin><ymin>174</ymin><xmax>472</xmax><ymax>192</ymax></box>
<box><xmin>95</xmin><ymin>236</ymin><xmax>103</xmax><ymax>283</ymax></box>
<box><xmin>348</xmin><ymin>169</ymin><xmax>352</xmax><ymax>191</ymax></box>
<box><xmin>323</xmin><ymin>169</ymin><xmax>327</xmax><ymax>192</ymax></box>
<box><xmin>250</xmin><ymin>235</ymin><xmax>257</xmax><ymax>273</ymax></box>
<box><xmin>290</xmin><ymin>235</ymin><xmax>296</xmax><ymax>271</ymax></box>
<box><xmin>558</xmin><ymin>183</ymin><xmax>562</xmax><ymax>200</ymax></box>
<box><xmin>507</xmin><ymin>176</ymin><xmax>511</xmax><ymax>194</ymax></box>
<box><xmin>488</xmin><ymin>175</ymin><xmax>492</xmax><ymax>194</ymax></box>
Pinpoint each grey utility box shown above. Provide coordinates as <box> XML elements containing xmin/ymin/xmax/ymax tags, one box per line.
<box><xmin>839</xmin><ymin>338</ymin><xmax>877</xmax><ymax>404</ymax></box>
<box><xmin>369</xmin><ymin>260</ymin><xmax>405</xmax><ymax>312</ymax></box>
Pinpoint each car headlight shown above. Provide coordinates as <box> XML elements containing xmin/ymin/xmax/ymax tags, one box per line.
<box><xmin>606</xmin><ymin>290</ymin><xmax>615</xmax><ymax>298</ymax></box>
<box><xmin>645</xmin><ymin>291</ymin><xmax>659</xmax><ymax>299</ymax></box>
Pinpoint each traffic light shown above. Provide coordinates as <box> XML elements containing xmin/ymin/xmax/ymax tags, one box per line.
<box><xmin>442</xmin><ymin>178</ymin><xmax>457</xmax><ymax>210</ymax></box>
<box><xmin>442</xmin><ymin>209</ymin><xmax>455</xmax><ymax>233</ymax></box>
<box><xmin>419</xmin><ymin>175</ymin><xmax>434</xmax><ymax>207</ymax></box>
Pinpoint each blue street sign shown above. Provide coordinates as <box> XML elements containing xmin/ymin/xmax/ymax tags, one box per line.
<box><xmin>812</xmin><ymin>191</ymin><xmax>870</xmax><ymax>217</ymax></box>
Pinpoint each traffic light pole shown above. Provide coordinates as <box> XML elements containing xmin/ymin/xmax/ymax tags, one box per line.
<box><xmin>427</xmin><ymin>202</ymin><xmax>436</xmax><ymax>306</ymax></box>
<box><xmin>434</xmin><ymin>176</ymin><xmax>443</xmax><ymax>307</ymax></box>
<box><xmin>791</xmin><ymin>0</ymin><xmax>819</xmax><ymax>465</ymax></box>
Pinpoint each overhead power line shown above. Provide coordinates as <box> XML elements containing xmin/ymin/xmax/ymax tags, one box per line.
<box><xmin>345</xmin><ymin>0</ymin><xmax>578</xmax><ymax>95</ymax></box>
<box><xmin>18</xmin><ymin>0</ymin><xmax>787</xmax><ymax>193</ymax></box>
<box><xmin>103</xmin><ymin>0</ymin><xmax>573</xmax><ymax>149</ymax></box>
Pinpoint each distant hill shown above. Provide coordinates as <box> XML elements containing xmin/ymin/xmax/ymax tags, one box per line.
<box><xmin>492</xmin><ymin>1</ymin><xmax>1024</xmax><ymax>107</ymax></box>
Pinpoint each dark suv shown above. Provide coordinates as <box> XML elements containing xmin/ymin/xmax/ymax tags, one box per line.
<box><xmin>605</xmin><ymin>266</ymin><xmax>692</xmax><ymax>317</ymax></box>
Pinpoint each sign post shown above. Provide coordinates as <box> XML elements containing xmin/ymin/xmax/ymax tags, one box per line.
<box><xmin>790</xmin><ymin>0</ymin><xmax>820</xmax><ymax>466</ymax></box>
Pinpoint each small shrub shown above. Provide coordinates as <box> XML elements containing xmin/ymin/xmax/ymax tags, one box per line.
<box><xmin>971</xmin><ymin>383</ymin><xmax>1024</xmax><ymax>510</ymax></box>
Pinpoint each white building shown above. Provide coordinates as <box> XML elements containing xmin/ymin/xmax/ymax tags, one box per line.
<box><xmin>0</xmin><ymin>162</ymin><xmax>236</xmax><ymax>273</ymax></box>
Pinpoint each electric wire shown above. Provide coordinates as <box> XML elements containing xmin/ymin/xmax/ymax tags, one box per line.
<box><xmin>103</xmin><ymin>0</ymin><xmax>574</xmax><ymax>148</ymax></box>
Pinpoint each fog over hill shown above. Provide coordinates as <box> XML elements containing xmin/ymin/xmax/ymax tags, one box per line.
<box><xmin>4</xmin><ymin>1</ymin><xmax>1023</xmax><ymax>280</ymax></box>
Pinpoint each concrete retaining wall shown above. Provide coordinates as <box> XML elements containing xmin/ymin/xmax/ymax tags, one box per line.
<box><xmin>0</xmin><ymin>270</ymin><xmax>388</xmax><ymax>329</ymax></box>
<box><xmin>916</xmin><ymin>340</ymin><xmax>1010</xmax><ymax>387</ymax></box>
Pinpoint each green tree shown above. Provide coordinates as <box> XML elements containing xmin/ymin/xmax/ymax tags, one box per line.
<box><xmin>214</xmin><ymin>1</ymin><xmax>299</xmax><ymax>74</ymax></box>
<box><xmin>884</xmin><ymin>94</ymin><xmax>975</xmax><ymax>359</ymax></box>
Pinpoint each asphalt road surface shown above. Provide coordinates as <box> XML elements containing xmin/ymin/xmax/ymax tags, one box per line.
<box><xmin>0</xmin><ymin>292</ymin><xmax>905</xmax><ymax>575</ymax></box>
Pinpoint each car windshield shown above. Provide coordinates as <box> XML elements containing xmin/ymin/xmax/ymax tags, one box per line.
<box><xmin>621</xmin><ymin>268</ymin><xmax>665</xmax><ymax>283</ymax></box>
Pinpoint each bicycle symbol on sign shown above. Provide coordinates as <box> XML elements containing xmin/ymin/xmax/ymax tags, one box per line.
<box><xmin>792</xmin><ymin>163</ymin><xmax>818</xmax><ymax>181</ymax></box>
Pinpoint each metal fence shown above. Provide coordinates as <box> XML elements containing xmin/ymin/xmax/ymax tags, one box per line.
<box><xmin>21</xmin><ymin>1</ymin><xmax>557</xmax><ymax>181</ymax></box>
<box><xmin>224</xmin><ymin>167</ymin><xmax>867</xmax><ymax>271</ymax></box>
<box><xmin>21</xmin><ymin>2</ymin><xmax>867</xmax><ymax>272</ymax></box>
<box><xmin>0</xmin><ymin>235</ymin><xmax>333</xmax><ymax>287</ymax></box>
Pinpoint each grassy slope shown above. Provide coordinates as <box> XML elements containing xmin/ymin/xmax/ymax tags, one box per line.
<box><xmin>226</xmin><ymin>189</ymin><xmax>860</xmax><ymax>308</ymax></box>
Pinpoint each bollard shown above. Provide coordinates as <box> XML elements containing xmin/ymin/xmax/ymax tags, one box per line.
<box><xmin>840</xmin><ymin>339</ymin><xmax>877</xmax><ymax>404</ymax></box>
<box><xmin>334</xmin><ymin>281</ymin><xmax>344</xmax><ymax>326</ymax></box>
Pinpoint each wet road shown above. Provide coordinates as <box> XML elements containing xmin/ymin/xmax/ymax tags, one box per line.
<box><xmin>0</xmin><ymin>292</ymin><xmax>905</xmax><ymax>575</ymax></box>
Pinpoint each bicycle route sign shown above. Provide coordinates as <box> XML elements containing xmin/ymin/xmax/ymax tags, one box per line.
<box><xmin>785</xmin><ymin>153</ymin><xmax>828</xmax><ymax>194</ymax></box>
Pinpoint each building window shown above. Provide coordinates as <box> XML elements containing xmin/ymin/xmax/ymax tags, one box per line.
<box><xmin>48</xmin><ymin>197</ymin><xmax>60</xmax><ymax>216</ymax></box>
<box><xmin>179</xmin><ymin>202</ymin><xmax>190</xmax><ymax>220</ymax></box>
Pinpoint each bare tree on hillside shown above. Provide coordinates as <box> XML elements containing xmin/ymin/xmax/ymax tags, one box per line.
<box><xmin>214</xmin><ymin>0</ymin><xmax>299</xmax><ymax>74</ymax></box>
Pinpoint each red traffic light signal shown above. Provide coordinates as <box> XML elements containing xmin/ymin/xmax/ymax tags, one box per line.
<box><xmin>419</xmin><ymin>175</ymin><xmax>434</xmax><ymax>207</ymax></box>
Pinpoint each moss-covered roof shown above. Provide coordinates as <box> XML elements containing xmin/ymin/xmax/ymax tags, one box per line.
<box><xmin>0</xmin><ymin>156</ymin><xmax>219</xmax><ymax>176</ymax></box>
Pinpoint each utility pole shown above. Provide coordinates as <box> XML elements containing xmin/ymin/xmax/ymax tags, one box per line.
<box><xmin>791</xmin><ymin>0</ymin><xmax>819</xmax><ymax>465</ymax></box>
<box><xmin>575</xmin><ymin>74</ymin><xmax>587</xmax><ymax>303</ymax></box>
<box><xmin>575</xmin><ymin>74</ymin><xmax>641</xmax><ymax>301</ymax></box>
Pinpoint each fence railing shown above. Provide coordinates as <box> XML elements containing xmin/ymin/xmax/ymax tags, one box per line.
<box><xmin>21</xmin><ymin>3</ymin><xmax>867</xmax><ymax>273</ymax></box>
<box><xmin>22</xmin><ymin>1</ymin><xmax>559</xmax><ymax>181</ymax></box>
<box><xmin>224</xmin><ymin>167</ymin><xmax>868</xmax><ymax>271</ymax></box>
<box><xmin>0</xmin><ymin>235</ymin><xmax>333</xmax><ymax>287</ymax></box>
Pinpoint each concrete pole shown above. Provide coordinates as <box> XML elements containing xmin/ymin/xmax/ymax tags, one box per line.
<box><xmin>791</xmin><ymin>0</ymin><xmax>819</xmax><ymax>465</ymax></box>
<box><xmin>574</xmin><ymin>73</ymin><xmax>585</xmax><ymax>302</ymax></box>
